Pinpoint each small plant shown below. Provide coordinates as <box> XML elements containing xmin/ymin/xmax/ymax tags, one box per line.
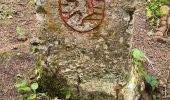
<box><xmin>15</xmin><ymin>81</ymin><xmax>49</xmax><ymax>100</ymax></box>
<box><xmin>146</xmin><ymin>0</ymin><xmax>167</xmax><ymax>26</ymax></box>
<box><xmin>144</xmin><ymin>74</ymin><xmax>158</xmax><ymax>91</ymax></box>
<box><xmin>16</xmin><ymin>26</ymin><xmax>26</xmax><ymax>36</ymax></box>
<box><xmin>65</xmin><ymin>89</ymin><xmax>71</xmax><ymax>100</ymax></box>
<box><xmin>146</xmin><ymin>0</ymin><xmax>170</xmax><ymax>25</ymax></box>
<box><xmin>16</xmin><ymin>26</ymin><xmax>28</xmax><ymax>41</ymax></box>
<box><xmin>132</xmin><ymin>48</ymin><xmax>145</xmax><ymax>75</ymax></box>
<box><xmin>31</xmin><ymin>46</ymin><xmax>39</xmax><ymax>54</ymax></box>
<box><xmin>132</xmin><ymin>48</ymin><xmax>144</xmax><ymax>61</ymax></box>
<box><xmin>152</xmin><ymin>94</ymin><xmax>160</xmax><ymax>100</ymax></box>
<box><xmin>132</xmin><ymin>48</ymin><xmax>159</xmax><ymax>96</ymax></box>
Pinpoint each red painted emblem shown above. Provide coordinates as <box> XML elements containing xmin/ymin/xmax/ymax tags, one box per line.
<box><xmin>58</xmin><ymin>0</ymin><xmax>105</xmax><ymax>33</ymax></box>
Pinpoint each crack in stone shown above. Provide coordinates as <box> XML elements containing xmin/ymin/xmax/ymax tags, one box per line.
<box><xmin>77</xmin><ymin>74</ymin><xmax>81</xmax><ymax>99</ymax></box>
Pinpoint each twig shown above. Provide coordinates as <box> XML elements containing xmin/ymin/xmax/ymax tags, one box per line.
<box><xmin>144</xmin><ymin>55</ymin><xmax>154</xmax><ymax>68</ymax></box>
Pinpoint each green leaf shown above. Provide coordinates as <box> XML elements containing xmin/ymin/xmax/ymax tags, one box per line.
<box><xmin>145</xmin><ymin>74</ymin><xmax>151</xmax><ymax>82</ymax></box>
<box><xmin>19</xmin><ymin>95</ymin><xmax>24</xmax><ymax>100</ymax></box>
<box><xmin>146</xmin><ymin>9</ymin><xmax>152</xmax><ymax>18</ymax></box>
<box><xmin>27</xmin><ymin>94</ymin><xmax>36</xmax><ymax>100</ymax></box>
<box><xmin>15</xmin><ymin>81</ymin><xmax>27</xmax><ymax>88</ymax></box>
<box><xmin>144</xmin><ymin>74</ymin><xmax>158</xmax><ymax>90</ymax></box>
<box><xmin>153</xmin><ymin>95</ymin><xmax>156</xmax><ymax>100</ymax></box>
<box><xmin>16</xmin><ymin>26</ymin><xmax>25</xmax><ymax>36</ymax></box>
<box><xmin>152</xmin><ymin>95</ymin><xmax>160</xmax><ymax>100</ymax></box>
<box><xmin>18</xmin><ymin>86</ymin><xmax>31</xmax><ymax>92</ymax></box>
<box><xmin>39</xmin><ymin>93</ymin><xmax>46</xmax><ymax>96</ymax></box>
<box><xmin>66</xmin><ymin>89</ymin><xmax>71</xmax><ymax>100</ymax></box>
<box><xmin>150</xmin><ymin>3</ymin><xmax>158</xmax><ymax>10</ymax></box>
<box><xmin>151</xmin><ymin>79</ymin><xmax>158</xmax><ymax>90</ymax></box>
<box><xmin>132</xmin><ymin>49</ymin><xmax>144</xmax><ymax>60</ymax></box>
<box><xmin>31</xmin><ymin>46</ymin><xmax>38</xmax><ymax>54</ymax></box>
<box><xmin>133</xmin><ymin>60</ymin><xmax>142</xmax><ymax>66</ymax></box>
<box><xmin>54</xmin><ymin>97</ymin><xmax>59</xmax><ymax>100</ymax></box>
<box><xmin>31</xmin><ymin>82</ymin><xmax>38</xmax><ymax>90</ymax></box>
<box><xmin>156</xmin><ymin>9</ymin><xmax>164</xmax><ymax>17</ymax></box>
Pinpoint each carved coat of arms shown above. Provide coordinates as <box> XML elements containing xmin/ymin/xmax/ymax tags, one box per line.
<box><xmin>58</xmin><ymin>0</ymin><xmax>105</xmax><ymax>33</ymax></box>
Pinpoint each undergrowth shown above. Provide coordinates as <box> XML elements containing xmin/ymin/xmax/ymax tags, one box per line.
<box><xmin>15</xmin><ymin>77</ymin><xmax>71</xmax><ymax>100</ymax></box>
<box><xmin>15</xmin><ymin>81</ymin><xmax>50</xmax><ymax>100</ymax></box>
<box><xmin>132</xmin><ymin>48</ymin><xmax>159</xmax><ymax>100</ymax></box>
<box><xmin>146</xmin><ymin>0</ymin><xmax>170</xmax><ymax>26</ymax></box>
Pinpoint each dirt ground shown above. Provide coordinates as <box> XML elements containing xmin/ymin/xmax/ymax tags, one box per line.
<box><xmin>133</xmin><ymin>8</ymin><xmax>170</xmax><ymax>99</ymax></box>
<box><xmin>0</xmin><ymin>0</ymin><xmax>170</xmax><ymax>100</ymax></box>
<box><xmin>0</xmin><ymin>0</ymin><xmax>37</xmax><ymax>100</ymax></box>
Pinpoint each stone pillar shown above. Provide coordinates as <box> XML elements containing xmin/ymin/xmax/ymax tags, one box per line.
<box><xmin>35</xmin><ymin>0</ymin><xmax>145</xmax><ymax>99</ymax></box>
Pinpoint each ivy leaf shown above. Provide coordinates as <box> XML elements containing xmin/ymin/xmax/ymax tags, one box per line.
<box><xmin>156</xmin><ymin>9</ymin><xmax>164</xmax><ymax>17</ymax></box>
<box><xmin>66</xmin><ymin>89</ymin><xmax>71</xmax><ymax>100</ymax></box>
<box><xmin>132</xmin><ymin>49</ymin><xmax>144</xmax><ymax>60</ymax></box>
<box><xmin>18</xmin><ymin>86</ymin><xmax>31</xmax><ymax>92</ymax></box>
<box><xmin>146</xmin><ymin>9</ymin><xmax>152</xmax><ymax>18</ymax></box>
<box><xmin>15</xmin><ymin>81</ymin><xmax>27</xmax><ymax>88</ymax></box>
<box><xmin>31</xmin><ymin>82</ymin><xmax>39</xmax><ymax>90</ymax></box>
<box><xmin>19</xmin><ymin>95</ymin><xmax>24</xmax><ymax>100</ymax></box>
<box><xmin>150</xmin><ymin>3</ymin><xmax>158</xmax><ymax>10</ymax></box>
<box><xmin>27</xmin><ymin>94</ymin><xmax>36</xmax><ymax>100</ymax></box>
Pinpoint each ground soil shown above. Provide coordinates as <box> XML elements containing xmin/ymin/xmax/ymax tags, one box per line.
<box><xmin>133</xmin><ymin>8</ymin><xmax>170</xmax><ymax>99</ymax></box>
<box><xmin>0</xmin><ymin>0</ymin><xmax>169</xmax><ymax>100</ymax></box>
<box><xmin>0</xmin><ymin>0</ymin><xmax>37</xmax><ymax>100</ymax></box>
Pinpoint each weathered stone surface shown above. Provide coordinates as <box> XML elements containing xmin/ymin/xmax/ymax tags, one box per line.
<box><xmin>35</xmin><ymin>0</ymin><xmax>145</xmax><ymax>99</ymax></box>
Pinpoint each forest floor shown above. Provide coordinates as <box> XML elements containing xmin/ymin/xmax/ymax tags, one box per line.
<box><xmin>0</xmin><ymin>0</ymin><xmax>170</xmax><ymax>100</ymax></box>
<box><xmin>133</xmin><ymin>8</ymin><xmax>170</xmax><ymax>99</ymax></box>
<box><xmin>0</xmin><ymin>0</ymin><xmax>37</xmax><ymax>100</ymax></box>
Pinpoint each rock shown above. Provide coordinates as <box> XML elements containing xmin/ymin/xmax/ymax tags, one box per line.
<box><xmin>17</xmin><ymin>36</ymin><xmax>27</xmax><ymax>41</ymax></box>
<box><xmin>155</xmin><ymin>31</ymin><xmax>164</xmax><ymax>36</ymax></box>
<box><xmin>10</xmin><ymin>45</ymin><xmax>18</xmax><ymax>50</ymax></box>
<box><xmin>157</xmin><ymin>5</ymin><xmax>170</xmax><ymax>36</ymax></box>
<box><xmin>160</xmin><ymin>15</ymin><xmax>168</xmax><ymax>21</ymax></box>
<box><xmin>157</xmin><ymin>26</ymin><xmax>167</xmax><ymax>33</ymax></box>
<box><xmin>160</xmin><ymin>20</ymin><xmax>167</xmax><ymax>26</ymax></box>
<box><xmin>35</xmin><ymin>0</ymin><xmax>146</xmax><ymax>99</ymax></box>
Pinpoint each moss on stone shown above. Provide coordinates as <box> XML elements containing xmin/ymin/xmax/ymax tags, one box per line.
<box><xmin>36</xmin><ymin>55</ymin><xmax>70</xmax><ymax>99</ymax></box>
<box><xmin>37</xmin><ymin>72</ymin><xmax>70</xmax><ymax>98</ymax></box>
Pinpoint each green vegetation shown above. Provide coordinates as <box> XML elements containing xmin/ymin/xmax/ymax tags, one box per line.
<box><xmin>65</xmin><ymin>89</ymin><xmax>71</xmax><ymax>100</ymax></box>
<box><xmin>16</xmin><ymin>26</ymin><xmax>26</xmax><ymax>37</ymax></box>
<box><xmin>15</xmin><ymin>81</ymin><xmax>49</xmax><ymax>100</ymax></box>
<box><xmin>132</xmin><ymin>48</ymin><xmax>158</xmax><ymax>90</ymax></box>
<box><xmin>132</xmin><ymin>48</ymin><xmax>159</xmax><ymax>99</ymax></box>
<box><xmin>146</xmin><ymin>0</ymin><xmax>169</xmax><ymax>26</ymax></box>
<box><xmin>15</xmin><ymin>71</ymin><xmax>71</xmax><ymax>100</ymax></box>
<box><xmin>31</xmin><ymin>46</ymin><xmax>39</xmax><ymax>54</ymax></box>
<box><xmin>144</xmin><ymin>74</ymin><xmax>158</xmax><ymax>91</ymax></box>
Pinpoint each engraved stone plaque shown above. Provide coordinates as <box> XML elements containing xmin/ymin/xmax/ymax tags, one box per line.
<box><xmin>35</xmin><ymin>0</ymin><xmax>144</xmax><ymax>99</ymax></box>
<box><xmin>58</xmin><ymin>0</ymin><xmax>105</xmax><ymax>32</ymax></box>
